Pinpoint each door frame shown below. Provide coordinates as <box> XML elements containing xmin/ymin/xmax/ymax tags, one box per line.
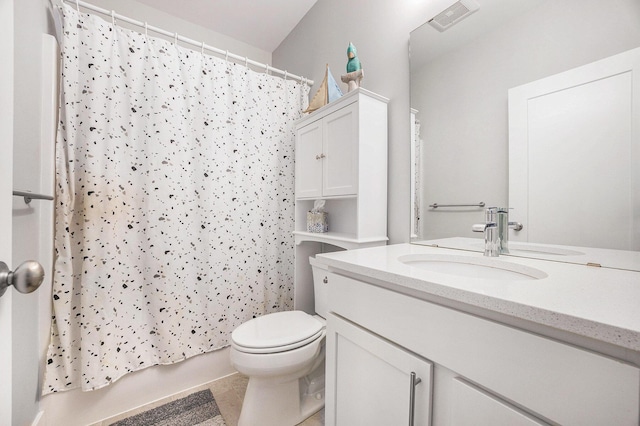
<box><xmin>0</xmin><ymin>0</ymin><xmax>15</xmax><ymax>423</ymax></box>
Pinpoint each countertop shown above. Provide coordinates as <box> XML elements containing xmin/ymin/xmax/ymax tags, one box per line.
<box><xmin>316</xmin><ymin>243</ymin><xmax>640</xmax><ymax>354</ymax></box>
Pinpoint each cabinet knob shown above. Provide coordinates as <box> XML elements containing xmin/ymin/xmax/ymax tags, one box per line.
<box><xmin>323</xmin><ymin>276</ymin><xmax>328</xmax><ymax>284</ymax></box>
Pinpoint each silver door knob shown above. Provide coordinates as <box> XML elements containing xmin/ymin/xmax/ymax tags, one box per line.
<box><xmin>0</xmin><ymin>261</ymin><xmax>45</xmax><ymax>297</ymax></box>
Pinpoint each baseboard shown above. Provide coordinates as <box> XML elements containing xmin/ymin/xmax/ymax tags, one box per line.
<box><xmin>32</xmin><ymin>410</ymin><xmax>45</xmax><ymax>426</ymax></box>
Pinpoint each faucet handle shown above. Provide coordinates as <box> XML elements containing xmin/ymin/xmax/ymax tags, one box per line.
<box><xmin>508</xmin><ymin>221</ymin><xmax>523</xmax><ymax>231</ymax></box>
<box><xmin>472</xmin><ymin>223</ymin><xmax>494</xmax><ymax>232</ymax></box>
<box><xmin>472</xmin><ymin>221</ymin><xmax>499</xmax><ymax>257</ymax></box>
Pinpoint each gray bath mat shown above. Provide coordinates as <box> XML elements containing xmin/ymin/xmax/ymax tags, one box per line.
<box><xmin>110</xmin><ymin>389</ymin><xmax>226</xmax><ymax>426</ymax></box>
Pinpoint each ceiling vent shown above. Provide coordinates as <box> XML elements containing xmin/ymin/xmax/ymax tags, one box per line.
<box><xmin>428</xmin><ymin>0</ymin><xmax>480</xmax><ymax>32</ymax></box>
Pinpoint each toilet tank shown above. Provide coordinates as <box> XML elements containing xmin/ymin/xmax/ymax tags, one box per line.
<box><xmin>309</xmin><ymin>256</ymin><xmax>329</xmax><ymax>318</ymax></box>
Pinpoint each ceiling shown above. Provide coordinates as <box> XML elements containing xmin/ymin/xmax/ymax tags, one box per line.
<box><xmin>135</xmin><ymin>0</ymin><xmax>318</xmax><ymax>52</ymax></box>
<box><xmin>410</xmin><ymin>0</ymin><xmax>545</xmax><ymax>70</ymax></box>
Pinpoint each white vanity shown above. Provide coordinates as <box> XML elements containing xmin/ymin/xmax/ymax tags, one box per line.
<box><xmin>398</xmin><ymin>1</ymin><xmax>640</xmax><ymax>424</ymax></box>
<box><xmin>317</xmin><ymin>243</ymin><xmax>640</xmax><ymax>425</ymax></box>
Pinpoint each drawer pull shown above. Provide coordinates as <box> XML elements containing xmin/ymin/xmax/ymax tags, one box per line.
<box><xmin>409</xmin><ymin>371</ymin><xmax>422</xmax><ymax>426</ymax></box>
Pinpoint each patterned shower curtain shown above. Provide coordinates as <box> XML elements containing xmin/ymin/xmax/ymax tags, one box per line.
<box><xmin>43</xmin><ymin>4</ymin><xmax>309</xmax><ymax>394</ymax></box>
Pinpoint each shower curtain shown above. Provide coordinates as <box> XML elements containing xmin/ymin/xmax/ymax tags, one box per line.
<box><xmin>43</xmin><ymin>4</ymin><xmax>309</xmax><ymax>394</ymax></box>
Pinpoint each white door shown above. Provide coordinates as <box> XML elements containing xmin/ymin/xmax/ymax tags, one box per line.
<box><xmin>322</xmin><ymin>103</ymin><xmax>358</xmax><ymax>197</ymax></box>
<box><xmin>295</xmin><ymin>120</ymin><xmax>324</xmax><ymax>199</ymax></box>
<box><xmin>326</xmin><ymin>314</ymin><xmax>433</xmax><ymax>426</ymax></box>
<box><xmin>509</xmin><ymin>47</ymin><xmax>640</xmax><ymax>250</ymax></box>
<box><xmin>0</xmin><ymin>0</ymin><xmax>14</xmax><ymax>423</ymax></box>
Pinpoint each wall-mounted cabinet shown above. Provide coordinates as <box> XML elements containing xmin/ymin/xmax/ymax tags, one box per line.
<box><xmin>293</xmin><ymin>88</ymin><xmax>388</xmax><ymax>312</ymax></box>
<box><xmin>296</xmin><ymin>102</ymin><xmax>358</xmax><ymax>198</ymax></box>
<box><xmin>293</xmin><ymin>88</ymin><xmax>388</xmax><ymax>247</ymax></box>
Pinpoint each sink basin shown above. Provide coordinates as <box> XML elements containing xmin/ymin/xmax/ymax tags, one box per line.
<box><xmin>398</xmin><ymin>254</ymin><xmax>548</xmax><ymax>281</ymax></box>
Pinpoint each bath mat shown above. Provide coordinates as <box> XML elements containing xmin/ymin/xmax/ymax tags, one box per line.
<box><xmin>110</xmin><ymin>389</ymin><xmax>226</xmax><ymax>426</ymax></box>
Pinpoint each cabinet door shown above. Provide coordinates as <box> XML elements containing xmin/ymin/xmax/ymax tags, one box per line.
<box><xmin>451</xmin><ymin>378</ymin><xmax>548</xmax><ymax>426</ymax></box>
<box><xmin>295</xmin><ymin>120</ymin><xmax>323</xmax><ymax>199</ymax></box>
<box><xmin>322</xmin><ymin>103</ymin><xmax>358</xmax><ymax>197</ymax></box>
<box><xmin>326</xmin><ymin>314</ymin><xmax>432</xmax><ymax>426</ymax></box>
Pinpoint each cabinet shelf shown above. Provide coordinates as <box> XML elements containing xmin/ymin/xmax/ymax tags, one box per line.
<box><xmin>294</xmin><ymin>231</ymin><xmax>388</xmax><ymax>250</ymax></box>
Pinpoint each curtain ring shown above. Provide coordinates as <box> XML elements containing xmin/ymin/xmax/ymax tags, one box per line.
<box><xmin>284</xmin><ymin>70</ymin><xmax>288</xmax><ymax>80</ymax></box>
<box><xmin>174</xmin><ymin>32</ymin><xmax>178</xmax><ymax>45</ymax></box>
<box><xmin>144</xmin><ymin>21</ymin><xmax>148</xmax><ymax>37</ymax></box>
<box><xmin>265</xmin><ymin>64</ymin><xmax>269</xmax><ymax>74</ymax></box>
<box><xmin>244</xmin><ymin>57</ymin><xmax>248</xmax><ymax>68</ymax></box>
<box><xmin>111</xmin><ymin>10</ymin><xmax>116</xmax><ymax>27</ymax></box>
<box><xmin>225</xmin><ymin>50</ymin><xmax>229</xmax><ymax>62</ymax></box>
<box><xmin>201</xmin><ymin>41</ymin><xmax>205</xmax><ymax>54</ymax></box>
<box><xmin>75</xmin><ymin>0</ymin><xmax>80</xmax><ymax>12</ymax></box>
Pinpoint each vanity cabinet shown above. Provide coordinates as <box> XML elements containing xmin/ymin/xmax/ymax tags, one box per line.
<box><xmin>449</xmin><ymin>378</ymin><xmax>546</xmax><ymax>425</ymax></box>
<box><xmin>325</xmin><ymin>272</ymin><xmax>640</xmax><ymax>425</ymax></box>
<box><xmin>327</xmin><ymin>312</ymin><xmax>433</xmax><ymax>425</ymax></box>
<box><xmin>293</xmin><ymin>89</ymin><xmax>388</xmax><ymax>313</ymax></box>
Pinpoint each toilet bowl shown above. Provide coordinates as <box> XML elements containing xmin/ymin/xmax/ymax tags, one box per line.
<box><xmin>230</xmin><ymin>257</ymin><xmax>330</xmax><ymax>426</ymax></box>
<box><xmin>230</xmin><ymin>311</ymin><xmax>326</xmax><ymax>426</ymax></box>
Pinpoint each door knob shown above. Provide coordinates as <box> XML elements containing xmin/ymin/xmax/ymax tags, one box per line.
<box><xmin>0</xmin><ymin>261</ymin><xmax>45</xmax><ymax>297</ymax></box>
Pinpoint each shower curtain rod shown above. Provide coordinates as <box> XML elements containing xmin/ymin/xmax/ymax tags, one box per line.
<box><xmin>62</xmin><ymin>0</ymin><xmax>314</xmax><ymax>86</ymax></box>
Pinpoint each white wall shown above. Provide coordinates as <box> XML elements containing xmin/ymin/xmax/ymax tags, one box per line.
<box><xmin>411</xmin><ymin>0</ymin><xmax>640</xmax><ymax>240</ymax></box>
<box><xmin>273</xmin><ymin>0</ymin><xmax>438</xmax><ymax>244</ymax></box>
<box><xmin>274</xmin><ymin>0</ymin><xmax>640</xmax><ymax>245</ymax></box>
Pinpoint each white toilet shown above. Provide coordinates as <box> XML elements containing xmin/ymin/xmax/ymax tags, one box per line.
<box><xmin>230</xmin><ymin>256</ymin><xmax>329</xmax><ymax>426</ymax></box>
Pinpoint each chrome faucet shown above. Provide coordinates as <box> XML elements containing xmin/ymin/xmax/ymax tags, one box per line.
<box><xmin>472</xmin><ymin>207</ymin><xmax>523</xmax><ymax>257</ymax></box>
<box><xmin>495</xmin><ymin>207</ymin><xmax>523</xmax><ymax>254</ymax></box>
<box><xmin>472</xmin><ymin>207</ymin><xmax>500</xmax><ymax>257</ymax></box>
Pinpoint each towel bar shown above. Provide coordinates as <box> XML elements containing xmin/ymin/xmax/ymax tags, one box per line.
<box><xmin>429</xmin><ymin>202</ymin><xmax>485</xmax><ymax>209</ymax></box>
<box><xmin>13</xmin><ymin>190</ymin><xmax>54</xmax><ymax>204</ymax></box>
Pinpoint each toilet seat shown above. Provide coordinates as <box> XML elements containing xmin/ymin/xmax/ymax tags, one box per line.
<box><xmin>233</xmin><ymin>329</ymin><xmax>325</xmax><ymax>354</ymax></box>
<box><xmin>232</xmin><ymin>311</ymin><xmax>324</xmax><ymax>354</ymax></box>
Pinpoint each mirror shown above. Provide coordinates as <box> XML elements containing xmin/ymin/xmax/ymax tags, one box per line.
<box><xmin>410</xmin><ymin>0</ymin><xmax>640</xmax><ymax>270</ymax></box>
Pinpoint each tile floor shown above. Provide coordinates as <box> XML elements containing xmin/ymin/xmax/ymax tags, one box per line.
<box><xmin>99</xmin><ymin>372</ymin><xmax>324</xmax><ymax>426</ymax></box>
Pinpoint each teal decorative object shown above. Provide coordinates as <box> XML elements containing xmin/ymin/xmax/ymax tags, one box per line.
<box><xmin>342</xmin><ymin>42</ymin><xmax>364</xmax><ymax>92</ymax></box>
<box><xmin>346</xmin><ymin>42</ymin><xmax>362</xmax><ymax>73</ymax></box>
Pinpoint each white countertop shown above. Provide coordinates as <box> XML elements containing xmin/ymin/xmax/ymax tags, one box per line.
<box><xmin>316</xmin><ymin>243</ymin><xmax>640</xmax><ymax>353</ymax></box>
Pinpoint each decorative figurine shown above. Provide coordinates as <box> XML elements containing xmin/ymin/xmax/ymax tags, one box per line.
<box><xmin>303</xmin><ymin>64</ymin><xmax>343</xmax><ymax>113</ymax></box>
<box><xmin>341</xmin><ymin>42</ymin><xmax>364</xmax><ymax>92</ymax></box>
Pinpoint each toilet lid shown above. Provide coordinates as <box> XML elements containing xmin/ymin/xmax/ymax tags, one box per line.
<box><xmin>232</xmin><ymin>311</ymin><xmax>324</xmax><ymax>351</ymax></box>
